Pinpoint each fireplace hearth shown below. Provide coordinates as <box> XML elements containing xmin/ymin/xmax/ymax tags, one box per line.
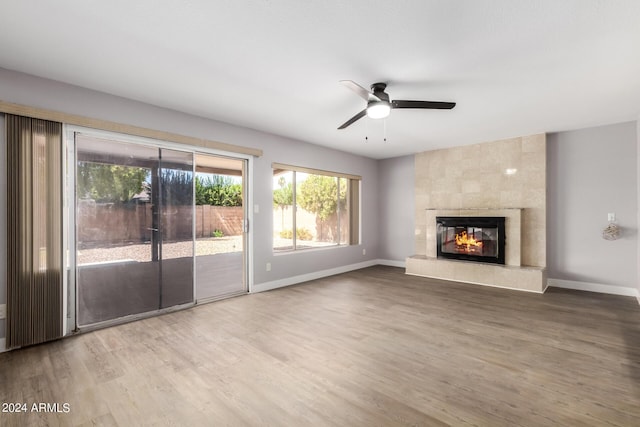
<box><xmin>436</xmin><ymin>216</ymin><xmax>505</xmax><ymax>264</ymax></box>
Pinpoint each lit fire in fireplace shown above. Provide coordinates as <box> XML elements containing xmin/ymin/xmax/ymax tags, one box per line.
<box><xmin>455</xmin><ymin>231</ymin><xmax>483</xmax><ymax>252</ymax></box>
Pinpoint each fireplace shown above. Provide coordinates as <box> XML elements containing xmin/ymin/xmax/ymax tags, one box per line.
<box><xmin>436</xmin><ymin>216</ymin><xmax>506</xmax><ymax>264</ymax></box>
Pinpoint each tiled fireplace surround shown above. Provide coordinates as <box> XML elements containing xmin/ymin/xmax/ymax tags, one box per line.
<box><xmin>406</xmin><ymin>134</ymin><xmax>547</xmax><ymax>293</ymax></box>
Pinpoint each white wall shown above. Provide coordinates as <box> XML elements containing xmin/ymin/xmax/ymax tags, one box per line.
<box><xmin>0</xmin><ymin>68</ymin><xmax>379</xmax><ymax>301</ymax></box>
<box><xmin>547</xmin><ymin>122</ymin><xmax>638</xmax><ymax>290</ymax></box>
<box><xmin>378</xmin><ymin>155</ymin><xmax>414</xmax><ymax>263</ymax></box>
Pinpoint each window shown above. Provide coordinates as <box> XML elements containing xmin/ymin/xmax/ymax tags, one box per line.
<box><xmin>273</xmin><ymin>163</ymin><xmax>360</xmax><ymax>252</ymax></box>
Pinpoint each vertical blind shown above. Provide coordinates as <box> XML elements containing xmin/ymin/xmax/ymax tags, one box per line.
<box><xmin>6</xmin><ymin>114</ymin><xmax>63</xmax><ymax>349</ymax></box>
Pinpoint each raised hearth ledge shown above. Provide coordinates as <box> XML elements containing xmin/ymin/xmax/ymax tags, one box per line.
<box><xmin>425</xmin><ymin>208</ymin><xmax>525</xmax><ymax>210</ymax></box>
<box><xmin>406</xmin><ymin>255</ymin><xmax>547</xmax><ymax>293</ymax></box>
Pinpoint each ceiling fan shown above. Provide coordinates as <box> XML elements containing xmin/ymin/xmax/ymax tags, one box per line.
<box><xmin>337</xmin><ymin>80</ymin><xmax>456</xmax><ymax>129</ymax></box>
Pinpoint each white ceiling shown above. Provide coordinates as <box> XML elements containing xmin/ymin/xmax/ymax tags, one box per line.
<box><xmin>1</xmin><ymin>1</ymin><xmax>640</xmax><ymax>159</ymax></box>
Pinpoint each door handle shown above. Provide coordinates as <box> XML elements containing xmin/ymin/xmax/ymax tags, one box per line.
<box><xmin>147</xmin><ymin>228</ymin><xmax>159</xmax><ymax>232</ymax></box>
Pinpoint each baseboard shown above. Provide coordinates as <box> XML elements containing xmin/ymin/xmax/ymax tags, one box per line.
<box><xmin>548</xmin><ymin>278</ymin><xmax>640</xmax><ymax>299</ymax></box>
<box><xmin>252</xmin><ymin>260</ymin><xmax>378</xmax><ymax>293</ymax></box>
<box><xmin>376</xmin><ymin>259</ymin><xmax>406</xmax><ymax>268</ymax></box>
<box><xmin>0</xmin><ymin>338</ymin><xmax>6</xmax><ymax>353</ymax></box>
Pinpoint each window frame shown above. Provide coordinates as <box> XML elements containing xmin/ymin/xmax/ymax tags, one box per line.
<box><xmin>272</xmin><ymin>163</ymin><xmax>360</xmax><ymax>253</ymax></box>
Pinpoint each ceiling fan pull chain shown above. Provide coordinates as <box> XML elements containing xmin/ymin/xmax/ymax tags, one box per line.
<box><xmin>383</xmin><ymin>119</ymin><xmax>387</xmax><ymax>143</ymax></box>
<box><xmin>365</xmin><ymin>117</ymin><xmax>369</xmax><ymax>142</ymax></box>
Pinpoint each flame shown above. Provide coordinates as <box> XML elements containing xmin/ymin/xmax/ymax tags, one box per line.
<box><xmin>455</xmin><ymin>231</ymin><xmax>483</xmax><ymax>251</ymax></box>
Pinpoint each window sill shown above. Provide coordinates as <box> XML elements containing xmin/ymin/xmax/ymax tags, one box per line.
<box><xmin>273</xmin><ymin>243</ymin><xmax>351</xmax><ymax>255</ymax></box>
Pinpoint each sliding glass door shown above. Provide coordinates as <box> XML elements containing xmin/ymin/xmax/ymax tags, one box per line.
<box><xmin>75</xmin><ymin>134</ymin><xmax>194</xmax><ymax>326</ymax></box>
<box><xmin>194</xmin><ymin>155</ymin><xmax>247</xmax><ymax>301</ymax></box>
<box><xmin>158</xmin><ymin>149</ymin><xmax>194</xmax><ymax>308</ymax></box>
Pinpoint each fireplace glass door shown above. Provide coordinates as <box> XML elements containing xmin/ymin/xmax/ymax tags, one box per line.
<box><xmin>436</xmin><ymin>217</ymin><xmax>505</xmax><ymax>264</ymax></box>
<box><xmin>440</xmin><ymin>226</ymin><xmax>498</xmax><ymax>257</ymax></box>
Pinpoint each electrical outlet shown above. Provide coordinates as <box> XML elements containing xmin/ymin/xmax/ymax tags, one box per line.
<box><xmin>608</xmin><ymin>212</ymin><xmax>616</xmax><ymax>222</ymax></box>
<box><xmin>0</xmin><ymin>304</ymin><xmax>6</xmax><ymax>320</ymax></box>
<box><xmin>266</xmin><ymin>262</ymin><xmax>271</xmax><ymax>272</ymax></box>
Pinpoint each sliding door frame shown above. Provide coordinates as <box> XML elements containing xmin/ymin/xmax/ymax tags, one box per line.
<box><xmin>63</xmin><ymin>127</ymin><xmax>75</xmax><ymax>334</ymax></box>
<box><xmin>63</xmin><ymin>125</ymin><xmax>254</xmax><ymax>336</ymax></box>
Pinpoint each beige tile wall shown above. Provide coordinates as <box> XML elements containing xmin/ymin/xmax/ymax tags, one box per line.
<box><xmin>414</xmin><ymin>134</ymin><xmax>546</xmax><ymax>268</ymax></box>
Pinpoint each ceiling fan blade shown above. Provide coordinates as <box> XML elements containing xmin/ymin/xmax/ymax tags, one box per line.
<box><xmin>338</xmin><ymin>109</ymin><xmax>367</xmax><ymax>129</ymax></box>
<box><xmin>340</xmin><ymin>80</ymin><xmax>380</xmax><ymax>102</ymax></box>
<box><xmin>392</xmin><ymin>100</ymin><xmax>456</xmax><ymax>109</ymax></box>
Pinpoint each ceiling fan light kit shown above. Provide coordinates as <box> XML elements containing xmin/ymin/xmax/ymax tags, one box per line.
<box><xmin>338</xmin><ymin>80</ymin><xmax>456</xmax><ymax>130</ymax></box>
<box><xmin>366</xmin><ymin>101</ymin><xmax>391</xmax><ymax>119</ymax></box>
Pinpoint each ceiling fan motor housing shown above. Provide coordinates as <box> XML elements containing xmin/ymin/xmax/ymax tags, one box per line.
<box><xmin>370</xmin><ymin>83</ymin><xmax>390</xmax><ymax>102</ymax></box>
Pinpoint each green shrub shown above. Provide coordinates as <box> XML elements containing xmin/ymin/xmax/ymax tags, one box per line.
<box><xmin>297</xmin><ymin>228</ymin><xmax>313</xmax><ymax>241</ymax></box>
<box><xmin>212</xmin><ymin>229</ymin><xmax>224</xmax><ymax>238</ymax></box>
<box><xmin>279</xmin><ymin>229</ymin><xmax>293</xmax><ymax>239</ymax></box>
<box><xmin>279</xmin><ymin>228</ymin><xmax>312</xmax><ymax>241</ymax></box>
<box><xmin>196</xmin><ymin>175</ymin><xmax>242</xmax><ymax>207</ymax></box>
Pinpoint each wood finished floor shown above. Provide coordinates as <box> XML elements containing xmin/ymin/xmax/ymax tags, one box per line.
<box><xmin>1</xmin><ymin>266</ymin><xmax>639</xmax><ymax>426</ymax></box>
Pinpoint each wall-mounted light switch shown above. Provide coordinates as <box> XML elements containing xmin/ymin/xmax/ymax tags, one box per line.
<box><xmin>266</xmin><ymin>262</ymin><xmax>271</xmax><ymax>272</ymax></box>
<box><xmin>0</xmin><ymin>304</ymin><xmax>6</xmax><ymax>319</ymax></box>
<box><xmin>608</xmin><ymin>212</ymin><xmax>616</xmax><ymax>222</ymax></box>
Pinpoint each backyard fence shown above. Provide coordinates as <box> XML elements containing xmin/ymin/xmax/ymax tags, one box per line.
<box><xmin>77</xmin><ymin>202</ymin><xmax>243</xmax><ymax>246</ymax></box>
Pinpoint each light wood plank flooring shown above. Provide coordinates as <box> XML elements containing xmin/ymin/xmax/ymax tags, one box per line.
<box><xmin>1</xmin><ymin>266</ymin><xmax>639</xmax><ymax>426</ymax></box>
